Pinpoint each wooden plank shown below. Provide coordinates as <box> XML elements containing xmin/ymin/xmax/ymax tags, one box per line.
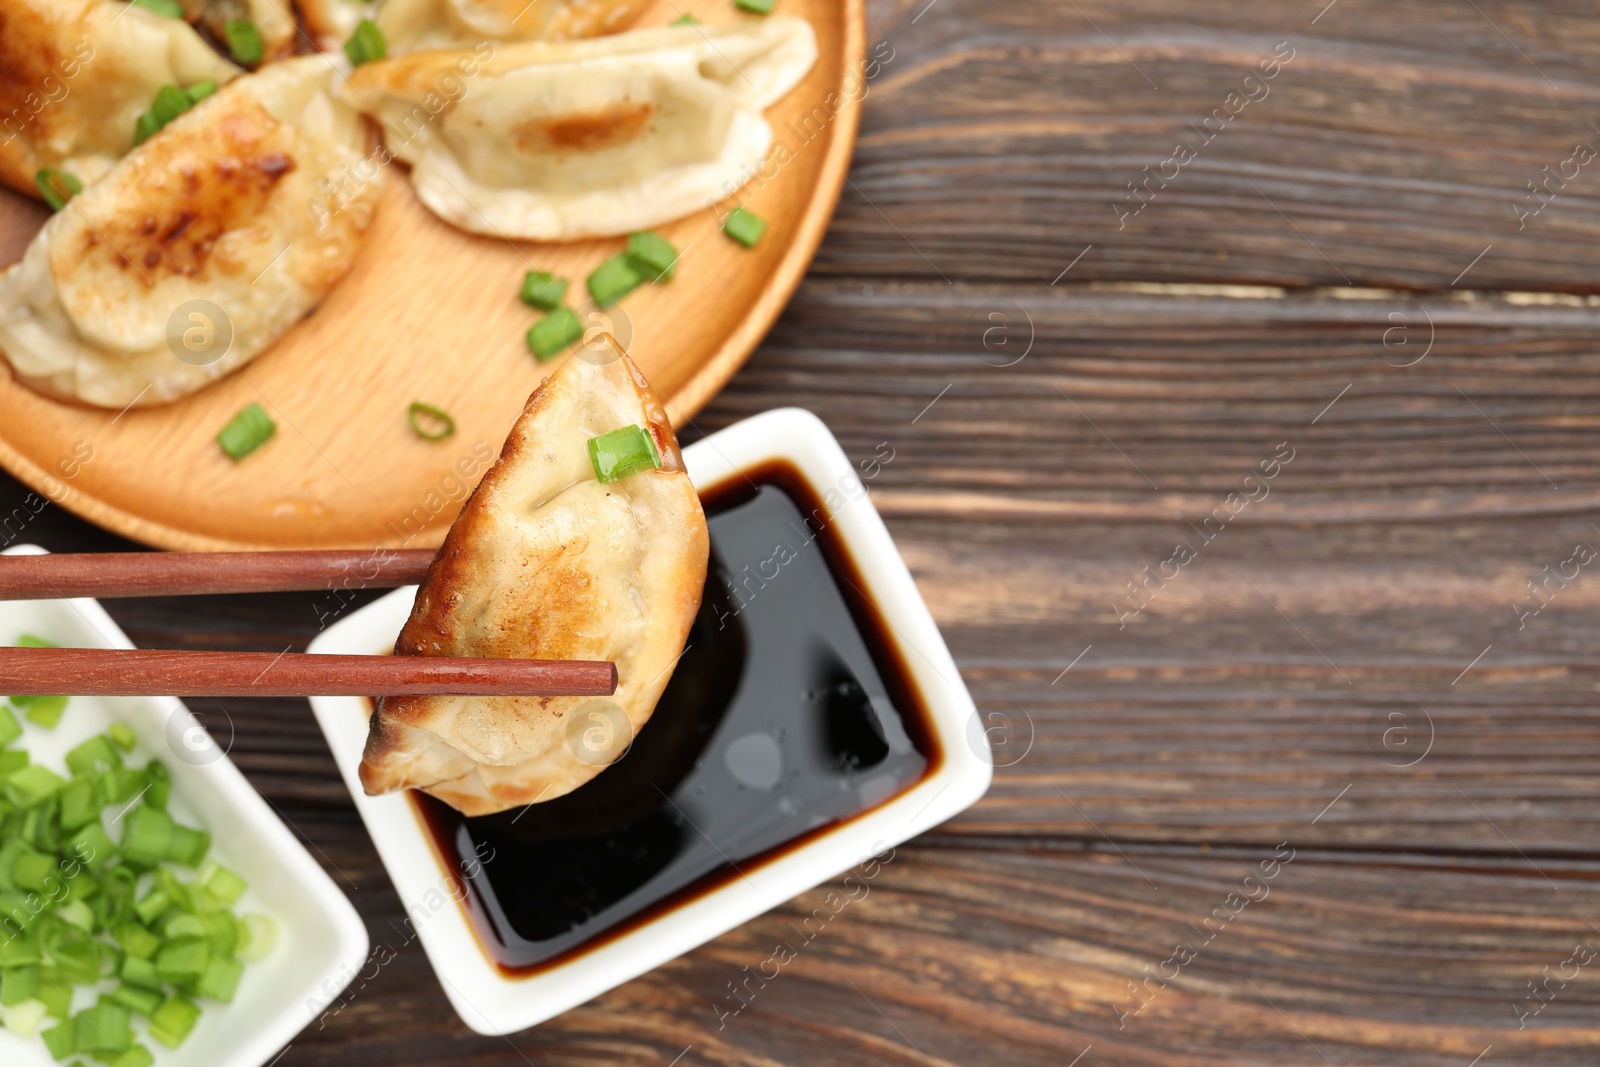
<box><xmin>825</xmin><ymin>0</ymin><xmax>1600</xmax><ymax>290</ymax></box>
<box><xmin>275</xmin><ymin>837</ymin><xmax>1600</xmax><ymax>1065</ymax></box>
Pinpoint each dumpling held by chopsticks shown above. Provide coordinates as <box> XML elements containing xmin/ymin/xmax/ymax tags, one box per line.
<box><xmin>360</xmin><ymin>338</ymin><xmax>709</xmax><ymax>816</ymax></box>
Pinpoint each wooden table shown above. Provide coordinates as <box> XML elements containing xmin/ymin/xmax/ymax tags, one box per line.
<box><xmin>5</xmin><ymin>0</ymin><xmax>1600</xmax><ymax>1062</ymax></box>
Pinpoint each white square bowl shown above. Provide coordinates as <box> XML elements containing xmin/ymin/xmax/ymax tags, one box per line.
<box><xmin>0</xmin><ymin>545</ymin><xmax>370</xmax><ymax>1067</ymax></box>
<box><xmin>306</xmin><ymin>407</ymin><xmax>991</xmax><ymax>1035</ymax></box>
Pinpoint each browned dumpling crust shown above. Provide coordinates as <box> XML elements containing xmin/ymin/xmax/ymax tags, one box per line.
<box><xmin>0</xmin><ymin>0</ymin><xmax>240</xmax><ymax>199</ymax></box>
<box><xmin>361</xmin><ymin>340</ymin><xmax>709</xmax><ymax>816</ymax></box>
<box><xmin>375</xmin><ymin>0</ymin><xmax>653</xmax><ymax>54</ymax></box>
<box><xmin>0</xmin><ymin>56</ymin><xmax>379</xmax><ymax>407</ymax></box>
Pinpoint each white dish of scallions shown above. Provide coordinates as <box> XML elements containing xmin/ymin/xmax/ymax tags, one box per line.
<box><xmin>0</xmin><ymin>546</ymin><xmax>368</xmax><ymax>1067</ymax></box>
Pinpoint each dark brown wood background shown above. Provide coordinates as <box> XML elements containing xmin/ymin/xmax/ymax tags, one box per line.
<box><xmin>6</xmin><ymin>0</ymin><xmax>1600</xmax><ymax>1062</ymax></box>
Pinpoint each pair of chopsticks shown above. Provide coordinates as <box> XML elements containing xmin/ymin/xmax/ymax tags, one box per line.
<box><xmin>0</xmin><ymin>552</ymin><xmax>616</xmax><ymax>699</ymax></box>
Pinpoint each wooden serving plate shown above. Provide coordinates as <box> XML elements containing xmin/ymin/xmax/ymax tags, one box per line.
<box><xmin>0</xmin><ymin>0</ymin><xmax>862</xmax><ymax>551</ymax></box>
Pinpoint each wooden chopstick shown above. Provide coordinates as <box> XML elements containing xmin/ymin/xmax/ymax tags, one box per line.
<box><xmin>0</xmin><ymin>648</ymin><xmax>616</xmax><ymax>698</ymax></box>
<box><xmin>0</xmin><ymin>550</ymin><xmax>437</xmax><ymax>600</ymax></box>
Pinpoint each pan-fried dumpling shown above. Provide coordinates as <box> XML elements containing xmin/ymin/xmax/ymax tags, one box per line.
<box><xmin>0</xmin><ymin>56</ymin><xmax>379</xmax><ymax>408</ymax></box>
<box><xmin>296</xmin><ymin>0</ymin><xmax>371</xmax><ymax>51</ymax></box>
<box><xmin>0</xmin><ymin>0</ymin><xmax>241</xmax><ymax>199</ymax></box>
<box><xmin>182</xmin><ymin>0</ymin><xmax>298</xmax><ymax>62</ymax></box>
<box><xmin>375</xmin><ymin>0</ymin><xmax>651</xmax><ymax>54</ymax></box>
<box><xmin>361</xmin><ymin>340</ymin><xmax>709</xmax><ymax>816</ymax></box>
<box><xmin>340</xmin><ymin>18</ymin><xmax>816</xmax><ymax>239</ymax></box>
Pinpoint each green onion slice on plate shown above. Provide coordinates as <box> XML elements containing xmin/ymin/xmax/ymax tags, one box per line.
<box><xmin>407</xmin><ymin>402</ymin><xmax>456</xmax><ymax>440</ymax></box>
<box><xmin>34</xmin><ymin>169</ymin><xmax>81</xmax><ymax>212</ymax></box>
<box><xmin>721</xmin><ymin>206</ymin><xmax>766</xmax><ymax>247</ymax></box>
<box><xmin>225</xmin><ymin>18</ymin><xmax>264</xmax><ymax>66</ymax></box>
<box><xmin>344</xmin><ymin>19</ymin><xmax>387</xmax><ymax>66</ymax></box>
<box><xmin>217</xmin><ymin>403</ymin><xmax>276</xmax><ymax>461</ymax></box>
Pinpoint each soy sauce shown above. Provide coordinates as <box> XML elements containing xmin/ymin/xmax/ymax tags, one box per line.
<box><xmin>411</xmin><ymin>461</ymin><xmax>941</xmax><ymax>975</ymax></box>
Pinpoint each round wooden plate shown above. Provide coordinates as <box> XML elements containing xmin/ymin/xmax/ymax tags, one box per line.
<box><xmin>0</xmin><ymin>0</ymin><xmax>862</xmax><ymax>551</ymax></box>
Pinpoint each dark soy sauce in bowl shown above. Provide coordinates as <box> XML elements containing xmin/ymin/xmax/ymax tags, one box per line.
<box><xmin>411</xmin><ymin>461</ymin><xmax>942</xmax><ymax>975</ymax></box>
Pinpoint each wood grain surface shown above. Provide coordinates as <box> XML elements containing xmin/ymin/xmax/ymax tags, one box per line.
<box><xmin>4</xmin><ymin>0</ymin><xmax>1600</xmax><ymax>1063</ymax></box>
<box><xmin>0</xmin><ymin>0</ymin><xmax>863</xmax><ymax>551</ymax></box>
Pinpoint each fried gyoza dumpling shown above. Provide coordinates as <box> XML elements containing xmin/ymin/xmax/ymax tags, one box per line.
<box><xmin>340</xmin><ymin>17</ymin><xmax>816</xmax><ymax>239</ymax></box>
<box><xmin>0</xmin><ymin>56</ymin><xmax>378</xmax><ymax>408</ymax></box>
<box><xmin>361</xmin><ymin>340</ymin><xmax>709</xmax><ymax>816</ymax></box>
<box><xmin>0</xmin><ymin>0</ymin><xmax>240</xmax><ymax>199</ymax></box>
<box><xmin>374</xmin><ymin>0</ymin><xmax>651</xmax><ymax>54</ymax></box>
<box><xmin>182</xmin><ymin>0</ymin><xmax>298</xmax><ymax>62</ymax></box>
<box><xmin>296</xmin><ymin>0</ymin><xmax>370</xmax><ymax>51</ymax></box>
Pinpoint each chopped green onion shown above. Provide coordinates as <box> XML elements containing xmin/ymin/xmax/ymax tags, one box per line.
<box><xmin>153</xmin><ymin>939</ymin><xmax>208</xmax><ymax>984</ymax></box>
<box><xmin>198</xmin><ymin>862</ymin><xmax>247</xmax><ymax>906</ymax></box>
<box><xmin>165</xmin><ymin>825</ymin><xmax>209</xmax><ymax>868</ymax></box>
<box><xmin>526</xmin><ymin>307</ymin><xmax>584</xmax><ymax>362</ymax></box>
<box><xmin>144</xmin><ymin>761</ymin><xmax>171</xmax><ymax>811</ymax></box>
<box><xmin>132</xmin><ymin>80</ymin><xmax>213</xmax><ymax>149</ymax></box>
<box><xmin>195</xmin><ymin>957</ymin><xmax>242</xmax><ymax>1002</ymax></box>
<box><xmin>33</xmin><ymin>169</ymin><xmax>82</xmax><ymax>212</ymax></box>
<box><xmin>343</xmin><ymin>19</ymin><xmax>387</xmax><ymax>66</ymax></box>
<box><xmin>131</xmin><ymin>111</ymin><xmax>161</xmax><ymax>147</ymax></box>
<box><xmin>57</xmin><ymin>900</ymin><xmax>93</xmax><ymax>932</ymax></box>
<box><xmin>101</xmin><ymin>767</ymin><xmax>146</xmax><ymax>805</ymax></box>
<box><xmin>120</xmin><ymin>806</ymin><xmax>174</xmax><ymax>869</ymax></box>
<box><xmin>0</xmin><ymin>706</ymin><xmax>20</xmax><ymax>747</ymax></box>
<box><xmin>58</xmin><ymin>780</ymin><xmax>97</xmax><ymax>830</ymax></box>
<box><xmin>128</xmin><ymin>0</ymin><xmax>184</xmax><ymax>16</ymax></box>
<box><xmin>12</xmin><ymin>693</ymin><xmax>67</xmax><ymax>729</ymax></box>
<box><xmin>1</xmin><ymin>995</ymin><xmax>47</xmax><ymax>1037</ymax></box>
<box><xmin>16</xmin><ymin>635</ymin><xmax>54</xmax><ymax>648</ymax></box>
<box><xmin>132</xmin><ymin>889</ymin><xmax>169</xmax><ymax>927</ymax></box>
<box><xmin>518</xmin><ymin>270</ymin><xmax>569</xmax><ymax>311</ymax></box>
<box><xmin>721</xmin><ymin>206</ymin><xmax>766</xmax><ymax>247</ymax></box>
<box><xmin>587</xmin><ymin>425</ymin><xmax>663</xmax><ymax>484</ymax></box>
<box><xmin>225</xmin><ymin>18</ymin><xmax>264</xmax><ymax>65</ymax></box>
<box><xmin>6</xmin><ymin>766</ymin><xmax>64</xmax><ymax>807</ymax></box>
<box><xmin>66</xmin><ymin>735</ymin><xmax>121</xmax><ymax>777</ymax></box>
<box><xmin>217</xmin><ymin>402</ymin><xmax>276</xmax><ymax>461</ymax></box>
<box><xmin>108</xmin><ymin>724</ymin><xmax>136</xmax><ymax>752</ymax></box>
<box><xmin>149</xmin><ymin>85</ymin><xmax>191</xmax><ymax>127</ymax></box>
<box><xmin>0</xmin><ymin>725</ymin><xmax>274</xmax><ymax>1059</ymax></box>
<box><xmin>407</xmin><ymin>402</ymin><xmax>456</xmax><ymax>441</ymax></box>
<box><xmin>114</xmin><ymin>923</ymin><xmax>160</xmax><ymax>962</ymax></box>
<box><xmin>41</xmin><ymin>1019</ymin><xmax>76</xmax><ymax>1058</ymax></box>
<box><xmin>673</xmin><ymin>12</ymin><xmax>701</xmax><ymax>23</ymax></box>
<box><xmin>586</xmin><ymin>253</ymin><xmax>644</xmax><ymax>308</ymax></box>
<box><xmin>73</xmin><ymin>1001</ymin><xmax>133</xmax><ymax>1051</ymax></box>
<box><xmin>106</xmin><ymin>1044</ymin><xmax>156</xmax><ymax>1067</ymax></box>
<box><xmin>734</xmin><ymin>0</ymin><xmax>777</xmax><ymax>11</ymax></box>
<box><xmin>110</xmin><ymin>983</ymin><xmax>162</xmax><ymax>1018</ymax></box>
<box><xmin>161</xmin><ymin>914</ymin><xmax>206</xmax><ymax>941</ymax></box>
<box><xmin>148</xmin><ymin>995</ymin><xmax>199</xmax><ymax>1048</ymax></box>
<box><xmin>237</xmin><ymin>913</ymin><xmax>277</xmax><ymax>962</ymax></box>
<box><xmin>120</xmin><ymin>955</ymin><xmax>159</xmax><ymax>990</ymax></box>
<box><xmin>626</xmin><ymin>231</ymin><xmax>679</xmax><ymax>281</ymax></box>
<box><xmin>1</xmin><ymin>965</ymin><xmax>39</xmax><ymax>1006</ymax></box>
<box><xmin>36</xmin><ymin>979</ymin><xmax>69</xmax><ymax>1021</ymax></box>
